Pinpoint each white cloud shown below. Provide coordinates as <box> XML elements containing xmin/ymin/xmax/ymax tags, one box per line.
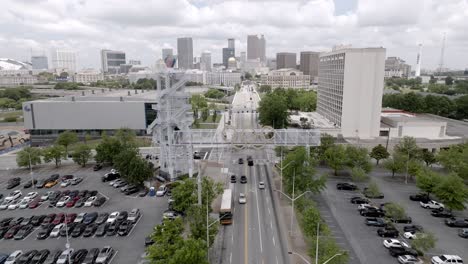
<box><xmin>0</xmin><ymin>0</ymin><xmax>466</xmax><ymax>70</ymax></box>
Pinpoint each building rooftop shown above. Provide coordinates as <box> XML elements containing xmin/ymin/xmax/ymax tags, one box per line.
<box><xmin>31</xmin><ymin>89</ymin><xmax>158</xmax><ymax>103</ymax></box>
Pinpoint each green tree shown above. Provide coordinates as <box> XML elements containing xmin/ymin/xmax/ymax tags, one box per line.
<box><xmin>201</xmin><ymin>108</ymin><xmax>209</xmax><ymax>121</ymax></box>
<box><xmin>345</xmin><ymin>145</ymin><xmax>372</xmax><ymax>173</ymax></box>
<box><xmin>115</xmin><ymin>128</ymin><xmax>136</xmax><ymax>147</ymax></box>
<box><xmin>71</xmin><ymin>144</ymin><xmax>92</xmax><ymax>167</ymax></box>
<box><xmin>434</xmin><ymin>174</ymin><xmax>468</xmax><ymax>211</ymax></box>
<box><xmin>445</xmin><ymin>76</ymin><xmax>454</xmax><ymax>85</ymax></box>
<box><xmin>169</xmin><ymin>238</ymin><xmax>208</xmax><ymax>264</ymax></box>
<box><xmin>16</xmin><ymin>147</ymin><xmax>42</xmax><ymax>169</ymax></box>
<box><xmin>421</xmin><ymin>150</ymin><xmax>436</xmax><ymax>167</ymax></box>
<box><xmin>258</xmin><ymin>92</ymin><xmax>288</xmax><ymax>128</ymax></box>
<box><xmin>394</xmin><ymin>136</ymin><xmax>421</xmax><ymax>160</ymax></box>
<box><xmin>351</xmin><ymin>167</ymin><xmax>369</xmax><ymax>182</ymax></box>
<box><xmin>171</xmin><ymin>178</ymin><xmax>198</xmax><ymax>213</ymax></box>
<box><xmin>454</xmin><ymin>95</ymin><xmax>468</xmax><ymax>120</ymax></box>
<box><xmin>315</xmin><ymin>134</ymin><xmax>335</xmax><ymax>162</ymax></box>
<box><xmin>410</xmin><ymin>232</ymin><xmax>437</xmax><ymax>256</ymax></box>
<box><xmin>309</xmin><ymin>237</ymin><xmax>348</xmax><ymax>264</ymax></box>
<box><xmin>384</xmin><ymin>202</ymin><xmax>406</xmax><ymax>221</ymax></box>
<box><xmin>56</xmin><ymin>131</ymin><xmax>78</xmax><ymax>156</ymax></box>
<box><xmin>204</xmin><ymin>89</ymin><xmax>224</xmax><ymax>99</ymax></box>
<box><xmin>408</xmin><ymin>159</ymin><xmax>424</xmax><ymax>180</ymax></box>
<box><xmin>113</xmin><ymin>148</ymin><xmax>138</xmax><ymax>178</ymax></box>
<box><xmin>383</xmin><ymin>154</ymin><xmax>406</xmax><ymax>177</ymax></box>
<box><xmin>258</xmin><ymin>85</ymin><xmax>272</xmax><ymax>93</ymax></box>
<box><xmin>370</xmin><ymin>144</ymin><xmax>390</xmax><ymax>165</ymax></box>
<box><xmin>416</xmin><ymin>169</ymin><xmax>443</xmax><ymax>196</ymax></box>
<box><xmin>190</xmin><ymin>94</ymin><xmax>208</xmax><ymax>118</ymax></box>
<box><xmin>43</xmin><ymin>145</ymin><xmax>66</xmax><ymax>167</ymax></box>
<box><xmin>436</xmin><ymin>143</ymin><xmax>468</xmax><ymax>180</ymax></box>
<box><xmin>211</xmin><ymin>110</ymin><xmax>217</xmax><ymax>123</ymax></box>
<box><xmin>244</xmin><ymin>72</ymin><xmax>252</xmax><ymax>80</ymax></box>
<box><xmin>147</xmin><ymin>218</ymin><xmax>184</xmax><ymax>263</ymax></box>
<box><xmin>364</xmin><ymin>180</ymin><xmax>381</xmax><ymax>198</ymax></box>
<box><xmin>94</xmin><ymin>136</ymin><xmax>123</xmax><ymax>164</ymax></box>
<box><xmin>187</xmin><ymin>205</ymin><xmax>218</xmax><ymax>247</ymax></box>
<box><xmin>324</xmin><ymin>145</ymin><xmax>347</xmax><ymax>176</ymax></box>
<box><xmin>126</xmin><ymin>156</ymin><xmax>153</xmax><ymax>185</ymax></box>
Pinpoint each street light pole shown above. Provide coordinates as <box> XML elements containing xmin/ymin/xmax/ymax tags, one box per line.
<box><xmin>315</xmin><ymin>222</ymin><xmax>319</xmax><ymax>264</ymax></box>
<box><xmin>28</xmin><ymin>152</ymin><xmax>35</xmax><ymax>189</ymax></box>
<box><xmin>405</xmin><ymin>149</ymin><xmax>409</xmax><ymax>184</ymax></box>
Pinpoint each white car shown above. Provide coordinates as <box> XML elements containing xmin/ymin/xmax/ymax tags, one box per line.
<box><xmin>4</xmin><ymin>250</ymin><xmax>22</xmax><ymax>264</ymax></box>
<box><xmin>108</xmin><ymin>179</ymin><xmax>119</xmax><ymax>186</ymax></box>
<box><xmin>84</xmin><ymin>196</ymin><xmax>97</xmax><ymax>207</ymax></box>
<box><xmin>239</xmin><ymin>193</ymin><xmax>246</xmax><ymax>204</ymax></box>
<box><xmin>56</xmin><ymin>196</ymin><xmax>71</xmax><ymax>207</ymax></box>
<box><xmin>56</xmin><ymin>248</ymin><xmax>74</xmax><ymax>264</ymax></box>
<box><xmin>95</xmin><ymin>246</ymin><xmax>114</xmax><ymax>264</ymax></box>
<box><xmin>107</xmin><ymin>212</ymin><xmax>120</xmax><ymax>224</ymax></box>
<box><xmin>398</xmin><ymin>255</ymin><xmax>423</xmax><ymax>264</ymax></box>
<box><xmin>60</xmin><ymin>180</ymin><xmax>71</xmax><ymax>187</ymax></box>
<box><xmin>5</xmin><ymin>190</ymin><xmax>22</xmax><ymax>202</ymax></box>
<box><xmin>18</xmin><ymin>198</ymin><xmax>30</xmax><ymax>209</ymax></box>
<box><xmin>156</xmin><ymin>186</ymin><xmax>167</xmax><ymax>197</ymax></box>
<box><xmin>111</xmin><ymin>179</ymin><xmax>125</xmax><ymax>187</ymax></box>
<box><xmin>40</xmin><ymin>191</ymin><xmax>54</xmax><ymax>201</ymax></box>
<box><xmin>8</xmin><ymin>199</ymin><xmax>22</xmax><ymax>210</ymax></box>
<box><xmin>420</xmin><ymin>200</ymin><xmax>444</xmax><ymax>210</ymax></box>
<box><xmin>403</xmin><ymin>231</ymin><xmax>423</xmax><ymax>239</ymax></box>
<box><xmin>0</xmin><ymin>200</ymin><xmax>15</xmax><ymax>210</ymax></box>
<box><xmin>383</xmin><ymin>239</ymin><xmax>410</xmax><ymax>249</ymax></box>
<box><xmin>431</xmin><ymin>255</ymin><xmax>463</xmax><ymax>264</ymax></box>
<box><xmin>357</xmin><ymin>204</ymin><xmax>377</xmax><ymax>211</ymax></box>
<box><xmin>24</xmin><ymin>192</ymin><xmax>38</xmax><ymax>201</ymax></box>
<box><xmin>50</xmin><ymin>223</ymin><xmax>64</xmax><ymax>237</ymax></box>
<box><xmin>258</xmin><ymin>182</ymin><xmax>265</xmax><ymax>189</ymax></box>
<box><xmin>74</xmin><ymin>213</ymin><xmax>86</xmax><ymax>223</ymax></box>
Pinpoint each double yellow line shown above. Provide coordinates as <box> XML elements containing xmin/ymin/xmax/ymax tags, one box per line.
<box><xmin>244</xmin><ymin>163</ymin><xmax>248</xmax><ymax>264</ymax></box>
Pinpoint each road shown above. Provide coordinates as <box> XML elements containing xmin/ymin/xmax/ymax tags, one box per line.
<box><xmin>220</xmin><ymin>84</ymin><xmax>289</xmax><ymax>264</ymax></box>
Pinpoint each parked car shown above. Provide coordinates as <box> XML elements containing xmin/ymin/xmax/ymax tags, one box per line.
<box><xmin>60</xmin><ymin>223</ymin><xmax>77</xmax><ymax>237</ymax></box>
<box><xmin>420</xmin><ymin>200</ymin><xmax>444</xmax><ymax>210</ymax></box>
<box><xmin>363</xmin><ymin>188</ymin><xmax>385</xmax><ymax>199</ymax></box>
<box><xmin>114</xmin><ymin>180</ymin><xmax>127</xmax><ymax>188</ymax></box>
<box><xmin>30</xmin><ymin>215</ymin><xmax>46</xmax><ymax>226</ymax></box>
<box><xmin>4</xmin><ymin>250</ymin><xmax>22</xmax><ymax>264</ymax></box>
<box><xmin>124</xmin><ymin>186</ymin><xmax>140</xmax><ymax>195</ymax></box>
<box><xmin>71</xmin><ymin>223</ymin><xmax>86</xmax><ymax>237</ymax></box>
<box><xmin>389</xmin><ymin>247</ymin><xmax>418</xmax><ymax>257</ymax></box>
<box><xmin>14</xmin><ymin>224</ymin><xmax>34</xmax><ymax>240</ymax></box>
<box><xmin>409</xmin><ymin>193</ymin><xmax>430</xmax><ymax>202</ymax></box>
<box><xmin>383</xmin><ymin>239</ymin><xmax>410</xmax><ymax>249</ymax></box>
<box><xmin>6</xmin><ymin>178</ymin><xmax>21</xmax><ymax>189</ymax></box>
<box><xmin>93</xmin><ymin>197</ymin><xmax>107</xmax><ymax>207</ymax></box>
<box><xmin>431</xmin><ymin>255</ymin><xmax>464</xmax><ymax>264</ymax></box>
<box><xmin>52</xmin><ymin>213</ymin><xmax>65</xmax><ymax>225</ymax></box>
<box><xmin>83</xmin><ymin>212</ymin><xmax>98</xmax><ymax>225</ymax></box>
<box><xmin>106</xmin><ymin>222</ymin><xmax>120</xmax><ymax>236</ymax></box>
<box><xmin>163</xmin><ymin>210</ymin><xmax>181</xmax><ymax>220</ymax></box>
<box><xmin>403</xmin><ymin>225</ymin><xmax>423</xmax><ymax>232</ymax></box>
<box><xmin>74</xmin><ymin>213</ymin><xmax>86</xmax><ymax>223</ymax></box>
<box><xmin>445</xmin><ymin>218</ymin><xmax>468</xmax><ymax>228</ymax></box>
<box><xmin>70</xmin><ymin>249</ymin><xmax>87</xmax><ymax>264</ymax></box>
<box><xmin>117</xmin><ymin>220</ymin><xmax>133</xmax><ymax>236</ymax></box>
<box><xmin>336</xmin><ymin>182</ymin><xmax>357</xmax><ymax>190</ymax></box>
<box><xmin>37</xmin><ymin>223</ymin><xmax>55</xmax><ymax>240</ymax></box>
<box><xmin>391</xmin><ymin>216</ymin><xmax>412</xmax><ymax>224</ymax></box>
<box><xmin>23</xmin><ymin>179</ymin><xmax>37</xmax><ymax>189</ymax></box>
<box><xmin>95</xmin><ymin>246</ymin><xmax>114</xmax><ymax>264</ymax></box>
<box><xmin>56</xmin><ymin>196</ymin><xmax>70</xmax><ymax>207</ymax></box>
<box><xmin>71</xmin><ymin>177</ymin><xmax>83</xmax><ymax>185</ymax></box>
<box><xmin>403</xmin><ymin>231</ymin><xmax>425</xmax><ymax>240</ymax></box>
<box><xmin>50</xmin><ymin>223</ymin><xmax>64</xmax><ymax>238</ymax></box>
<box><xmin>350</xmin><ymin>197</ymin><xmax>370</xmax><ymax>204</ymax></box>
<box><xmin>83</xmin><ymin>223</ymin><xmax>98</xmax><ymax>237</ymax></box>
<box><xmin>65</xmin><ymin>213</ymin><xmax>77</xmax><ymax>224</ymax></box>
<box><xmin>40</xmin><ymin>191</ymin><xmax>54</xmax><ymax>201</ymax></box>
<box><xmin>127</xmin><ymin>208</ymin><xmax>141</xmax><ymax>223</ymax></box>
<box><xmin>82</xmin><ymin>248</ymin><xmax>99</xmax><ymax>264</ymax></box>
<box><xmin>56</xmin><ymin>249</ymin><xmax>74</xmax><ymax>264</ymax></box>
<box><xmin>95</xmin><ymin>223</ymin><xmax>108</xmax><ymax>237</ymax></box>
<box><xmin>360</xmin><ymin>208</ymin><xmax>385</xmax><ymax>217</ymax></box>
<box><xmin>0</xmin><ymin>200</ymin><xmax>15</xmax><ymax>210</ymax></box>
<box><xmin>93</xmin><ymin>163</ymin><xmax>103</xmax><ymax>171</ymax></box>
<box><xmin>42</xmin><ymin>250</ymin><xmax>62</xmax><ymax>264</ymax></box>
<box><xmin>30</xmin><ymin>249</ymin><xmax>50</xmax><ymax>264</ymax></box>
<box><xmin>84</xmin><ymin>196</ymin><xmax>97</xmax><ymax>207</ymax></box>
<box><xmin>7</xmin><ymin>199</ymin><xmax>22</xmax><ymax>210</ymax></box>
<box><xmin>35</xmin><ymin>179</ymin><xmax>46</xmax><ymax>189</ymax></box>
<box><xmin>18</xmin><ymin>199</ymin><xmax>30</xmax><ymax>209</ymax></box>
<box><xmin>41</xmin><ymin>214</ymin><xmax>56</xmax><ymax>227</ymax></box>
<box><xmin>0</xmin><ymin>253</ymin><xmax>8</xmax><ymax>264</ymax></box>
<box><xmin>431</xmin><ymin>209</ymin><xmax>453</xmax><ymax>218</ymax></box>
<box><xmin>74</xmin><ymin>197</ymin><xmax>86</xmax><ymax>208</ymax></box>
<box><xmin>44</xmin><ymin>180</ymin><xmax>59</xmax><ymax>188</ymax></box>
<box><xmin>60</xmin><ymin>180</ymin><xmax>71</xmax><ymax>188</ymax></box>
<box><xmin>378</xmin><ymin>227</ymin><xmax>399</xmax><ymax>238</ymax></box>
<box><xmin>365</xmin><ymin>217</ymin><xmax>387</xmax><ymax>227</ymax></box>
<box><xmin>107</xmin><ymin>212</ymin><xmax>120</xmax><ymax>224</ymax></box>
<box><xmin>101</xmin><ymin>170</ymin><xmax>120</xmax><ymax>182</ymax></box>
<box><xmin>458</xmin><ymin>228</ymin><xmax>468</xmax><ymax>239</ymax></box>
<box><xmin>95</xmin><ymin>213</ymin><xmax>109</xmax><ymax>225</ymax></box>
<box><xmin>116</xmin><ymin>211</ymin><xmax>128</xmax><ymax>222</ymax></box>
<box><xmin>156</xmin><ymin>185</ymin><xmax>167</xmax><ymax>196</ymax></box>
<box><xmin>16</xmin><ymin>250</ymin><xmax>38</xmax><ymax>264</ymax></box>
<box><xmin>397</xmin><ymin>255</ymin><xmax>423</xmax><ymax>264</ymax></box>
<box><xmin>61</xmin><ymin>174</ymin><xmax>74</xmax><ymax>181</ymax></box>
<box><xmin>5</xmin><ymin>190</ymin><xmax>22</xmax><ymax>202</ymax></box>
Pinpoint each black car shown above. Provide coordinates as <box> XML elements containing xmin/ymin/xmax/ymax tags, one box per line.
<box><xmin>16</xmin><ymin>250</ymin><xmax>38</xmax><ymax>264</ymax></box>
<box><xmin>247</xmin><ymin>156</ymin><xmax>254</xmax><ymax>166</ymax></box>
<box><xmin>431</xmin><ymin>209</ymin><xmax>453</xmax><ymax>218</ymax></box>
<box><xmin>71</xmin><ymin>249</ymin><xmax>88</xmax><ymax>264</ymax></box>
<box><xmin>240</xmin><ymin>175</ymin><xmax>247</xmax><ymax>184</ymax></box>
<box><xmin>377</xmin><ymin>227</ymin><xmax>399</xmax><ymax>237</ymax></box>
<box><xmin>42</xmin><ymin>249</ymin><xmax>62</xmax><ymax>264</ymax></box>
<box><xmin>6</xmin><ymin>181</ymin><xmax>20</xmax><ymax>189</ymax></box>
<box><xmin>459</xmin><ymin>228</ymin><xmax>468</xmax><ymax>239</ymax></box>
<box><xmin>93</xmin><ymin>197</ymin><xmax>106</xmax><ymax>207</ymax></box>
<box><xmin>35</xmin><ymin>179</ymin><xmax>47</xmax><ymax>188</ymax></box>
<box><xmin>83</xmin><ymin>223</ymin><xmax>98</xmax><ymax>237</ymax></box>
<box><xmin>83</xmin><ymin>212</ymin><xmax>98</xmax><ymax>225</ymax></box>
<box><xmin>23</xmin><ymin>179</ymin><xmax>37</xmax><ymax>188</ymax></box>
<box><xmin>82</xmin><ymin>248</ymin><xmax>99</xmax><ymax>264</ymax></box>
<box><xmin>0</xmin><ymin>226</ymin><xmax>10</xmax><ymax>238</ymax></box>
<box><xmin>49</xmin><ymin>174</ymin><xmax>60</xmax><ymax>181</ymax></box>
<box><xmin>37</xmin><ymin>223</ymin><xmax>55</xmax><ymax>240</ymax></box>
<box><xmin>60</xmin><ymin>223</ymin><xmax>77</xmax><ymax>237</ymax></box>
<box><xmin>365</xmin><ymin>217</ymin><xmax>387</xmax><ymax>227</ymax></box>
<box><xmin>14</xmin><ymin>224</ymin><xmax>34</xmax><ymax>240</ymax></box>
<box><xmin>336</xmin><ymin>183</ymin><xmax>357</xmax><ymax>191</ymax></box>
<box><xmin>363</xmin><ymin>188</ymin><xmax>385</xmax><ymax>199</ymax></box>
<box><xmin>71</xmin><ymin>223</ymin><xmax>86</xmax><ymax>237</ymax></box>
<box><xmin>95</xmin><ymin>213</ymin><xmax>109</xmax><ymax>225</ymax></box>
<box><xmin>30</xmin><ymin>215</ymin><xmax>46</xmax><ymax>226</ymax></box>
<box><xmin>230</xmin><ymin>175</ymin><xmax>237</xmax><ymax>183</ymax></box>
<box><xmin>117</xmin><ymin>220</ymin><xmax>133</xmax><ymax>236</ymax></box>
<box><xmin>125</xmin><ymin>186</ymin><xmax>140</xmax><ymax>195</ymax></box>
<box><xmin>145</xmin><ymin>236</ymin><xmax>155</xmax><ymax>246</ymax></box>
<box><xmin>0</xmin><ymin>217</ymin><xmax>13</xmax><ymax>228</ymax></box>
<box><xmin>116</xmin><ymin>211</ymin><xmax>128</xmax><ymax>223</ymax></box>
<box><xmin>238</xmin><ymin>158</ymin><xmax>244</xmax><ymax>164</ymax></box>
<box><xmin>389</xmin><ymin>246</ymin><xmax>418</xmax><ymax>257</ymax></box>
<box><xmin>96</xmin><ymin>223</ymin><xmax>109</xmax><ymax>237</ymax></box>
<box><xmin>93</xmin><ymin>163</ymin><xmax>103</xmax><ymax>171</ymax></box>
<box><xmin>10</xmin><ymin>217</ymin><xmax>25</xmax><ymax>227</ymax></box>
<box><xmin>106</xmin><ymin>222</ymin><xmax>120</xmax><ymax>236</ymax></box>
<box><xmin>445</xmin><ymin>218</ymin><xmax>468</xmax><ymax>228</ymax></box>
<box><xmin>360</xmin><ymin>208</ymin><xmax>385</xmax><ymax>217</ymax></box>
<box><xmin>88</xmin><ymin>190</ymin><xmax>98</xmax><ymax>197</ymax></box>
<box><xmin>350</xmin><ymin>197</ymin><xmax>370</xmax><ymax>204</ymax></box>
<box><xmin>69</xmin><ymin>190</ymin><xmax>79</xmax><ymax>198</ymax></box>
<box><xmin>30</xmin><ymin>249</ymin><xmax>50</xmax><ymax>264</ymax></box>
<box><xmin>403</xmin><ymin>225</ymin><xmax>423</xmax><ymax>232</ymax></box>
<box><xmin>391</xmin><ymin>216</ymin><xmax>412</xmax><ymax>224</ymax></box>
<box><xmin>0</xmin><ymin>253</ymin><xmax>8</xmax><ymax>264</ymax></box>
<box><xmin>409</xmin><ymin>193</ymin><xmax>430</xmax><ymax>202</ymax></box>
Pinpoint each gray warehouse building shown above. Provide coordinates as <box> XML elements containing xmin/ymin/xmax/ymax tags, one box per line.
<box><xmin>23</xmin><ymin>89</ymin><xmax>157</xmax><ymax>146</ymax></box>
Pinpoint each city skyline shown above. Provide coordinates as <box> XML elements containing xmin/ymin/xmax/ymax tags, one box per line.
<box><xmin>0</xmin><ymin>0</ymin><xmax>467</xmax><ymax>71</ymax></box>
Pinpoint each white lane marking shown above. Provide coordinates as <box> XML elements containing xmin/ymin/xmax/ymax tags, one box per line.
<box><xmin>98</xmin><ymin>190</ymin><xmax>110</xmax><ymax>202</ymax></box>
<box><xmin>108</xmin><ymin>250</ymin><xmax>118</xmax><ymax>264</ymax></box>
<box><xmin>272</xmin><ymin>236</ymin><xmax>276</xmax><ymax>246</ymax></box>
<box><xmin>203</xmin><ymin>151</ymin><xmax>209</xmax><ymax>160</ymax></box>
<box><xmin>230</xmin><ymin>252</ymin><xmax>232</xmax><ymax>263</ymax></box>
<box><xmin>276</xmin><ymin>255</ymin><xmax>279</xmax><ymax>264</ymax></box>
<box><xmin>270</xmin><ymin>221</ymin><xmax>273</xmax><ymax>230</ymax></box>
<box><xmin>127</xmin><ymin>212</ymin><xmax>142</xmax><ymax>236</ymax></box>
<box><xmin>253</xmin><ymin>165</ymin><xmax>263</xmax><ymax>253</ymax></box>
<box><xmin>267</xmin><ymin>207</ymin><xmax>271</xmax><ymax>216</ymax></box>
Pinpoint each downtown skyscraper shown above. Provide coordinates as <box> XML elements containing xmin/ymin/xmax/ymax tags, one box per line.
<box><xmin>177</xmin><ymin>37</ymin><xmax>193</xmax><ymax>69</ymax></box>
<box><xmin>247</xmin><ymin>35</ymin><xmax>266</xmax><ymax>63</ymax></box>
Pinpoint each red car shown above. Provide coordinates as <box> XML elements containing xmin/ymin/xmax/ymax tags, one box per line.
<box><xmin>4</xmin><ymin>225</ymin><xmax>21</xmax><ymax>239</ymax></box>
<box><xmin>28</xmin><ymin>197</ymin><xmax>42</xmax><ymax>209</ymax></box>
<box><xmin>52</xmin><ymin>213</ymin><xmax>65</xmax><ymax>225</ymax></box>
<box><xmin>66</xmin><ymin>196</ymin><xmax>80</xmax><ymax>207</ymax></box>
<box><xmin>65</xmin><ymin>213</ymin><xmax>77</xmax><ymax>224</ymax></box>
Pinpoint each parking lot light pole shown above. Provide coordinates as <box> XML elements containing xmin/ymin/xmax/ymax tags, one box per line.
<box><xmin>27</xmin><ymin>152</ymin><xmax>35</xmax><ymax>189</ymax></box>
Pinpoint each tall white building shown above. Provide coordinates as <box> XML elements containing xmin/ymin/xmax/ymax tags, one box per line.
<box><xmin>317</xmin><ymin>47</ymin><xmax>386</xmax><ymax>138</ymax></box>
<box><xmin>177</xmin><ymin>37</ymin><xmax>194</xmax><ymax>69</ymax></box>
<box><xmin>51</xmin><ymin>50</ymin><xmax>76</xmax><ymax>72</ymax></box>
<box><xmin>101</xmin><ymin>49</ymin><xmax>126</xmax><ymax>74</ymax></box>
<box><xmin>200</xmin><ymin>52</ymin><xmax>211</xmax><ymax>71</ymax></box>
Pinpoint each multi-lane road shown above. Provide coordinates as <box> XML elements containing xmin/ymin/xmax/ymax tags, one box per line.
<box><xmin>220</xmin><ymin>84</ymin><xmax>289</xmax><ymax>264</ymax></box>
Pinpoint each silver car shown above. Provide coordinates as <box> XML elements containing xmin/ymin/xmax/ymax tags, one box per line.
<box><xmin>95</xmin><ymin>246</ymin><xmax>114</xmax><ymax>264</ymax></box>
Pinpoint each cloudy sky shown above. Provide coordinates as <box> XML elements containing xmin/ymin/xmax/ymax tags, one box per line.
<box><xmin>1</xmin><ymin>0</ymin><xmax>467</xmax><ymax>71</ymax></box>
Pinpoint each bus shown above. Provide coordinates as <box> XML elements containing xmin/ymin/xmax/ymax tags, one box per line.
<box><xmin>219</xmin><ymin>189</ymin><xmax>233</xmax><ymax>225</ymax></box>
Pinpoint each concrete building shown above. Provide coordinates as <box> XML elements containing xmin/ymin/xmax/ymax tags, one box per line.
<box><xmin>177</xmin><ymin>37</ymin><xmax>194</xmax><ymax>69</ymax></box>
<box><xmin>261</xmin><ymin>68</ymin><xmax>310</xmax><ymax>89</ymax></box>
<box><xmin>317</xmin><ymin>47</ymin><xmax>386</xmax><ymax>138</ymax></box>
<box><xmin>228</xmin><ymin>38</ymin><xmax>235</xmax><ymax>50</ymax></box>
<box><xmin>129</xmin><ymin>60</ymin><xmax>141</xmax><ymax>65</ymax></box>
<box><xmin>240</xmin><ymin>52</ymin><xmax>246</xmax><ymax>65</ymax></box>
<box><xmin>73</xmin><ymin>69</ymin><xmax>104</xmax><ymax>84</ymax></box>
<box><xmin>206</xmin><ymin>71</ymin><xmax>241</xmax><ymax>87</ymax></box>
<box><xmin>200</xmin><ymin>52</ymin><xmax>212</xmax><ymax>71</ymax></box>
<box><xmin>0</xmin><ymin>75</ymin><xmax>37</xmax><ymax>86</ymax></box>
<box><xmin>299</xmin><ymin>51</ymin><xmax>319</xmax><ymax>82</ymax></box>
<box><xmin>100</xmin><ymin>49</ymin><xmax>126</xmax><ymax>74</ymax></box>
<box><xmin>185</xmin><ymin>69</ymin><xmax>206</xmax><ymax>84</ymax></box>
<box><xmin>31</xmin><ymin>56</ymin><xmax>48</xmax><ymax>70</ymax></box>
<box><xmin>276</xmin><ymin>52</ymin><xmax>296</xmax><ymax>69</ymax></box>
<box><xmin>267</xmin><ymin>58</ymin><xmax>277</xmax><ymax>70</ymax></box>
<box><xmin>119</xmin><ymin>64</ymin><xmax>133</xmax><ymax>74</ymax></box>
<box><xmin>51</xmin><ymin>50</ymin><xmax>76</xmax><ymax>72</ymax></box>
<box><xmin>247</xmin><ymin>35</ymin><xmax>266</xmax><ymax>63</ymax></box>
<box><xmin>223</xmin><ymin>48</ymin><xmax>235</xmax><ymax>68</ymax></box>
<box><xmin>384</xmin><ymin>57</ymin><xmax>411</xmax><ymax>78</ymax></box>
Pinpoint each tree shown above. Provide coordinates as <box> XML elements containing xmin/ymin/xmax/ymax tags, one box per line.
<box><xmin>56</xmin><ymin>131</ymin><xmax>78</xmax><ymax>156</ymax></box>
<box><xmin>126</xmin><ymin>156</ymin><xmax>153</xmax><ymax>185</ymax></box>
<box><xmin>187</xmin><ymin>205</ymin><xmax>218</xmax><ymax>247</ymax></box>
<box><xmin>345</xmin><ymin>145</ymin><xmax>372</xmax><ymax>173</ymax></box>
<box><xmin>370</xmin><ymin>144</ymin><xmax>390</xmax><ymax>165</ymax></box>
<box><xmin>384</xmin><ymin>202</ymin><xmax>406</xmax><ymax>221</ymax></box>
<box><xmin>201</xmin><ymin>108</ymin><xmax>209</xmax><ymax>121</ymax></box>
<box><xmin>364</xmin><ymin>180</ymin><xmax>381</xmax><ymax>198</ymax></box>
<box><xmin>394</xmin><ymin>136</ymin><xmax>421</xmax><ymax>161</ymax></box>
<box><xmin>147</xmin><ymin>218</ymin><xmax>184</xmax><ymax>263</ymax></box>
<box><xmin>434</xmin><ymin>174</ymin><xmax>468</xmax><ymax>211</ymax></box>
<box><xmin>113</xmin><ymin>148</ymin><xmax>139</xmax><ymax>179</ymax></box>
<box><xmin>211</xmin><ymin>110</ymin><xmax>217</xmax><ymax>123</ymax></box>
<box><xmin>407</xmin><ymin>159</ymin><xmax>424</xmax><ymax>180</ymax></box>
<box><xmin>244</xmin><ymin>72</ymin><xmax>252</xmax><ymax>80</ymax></box>
<box><xmin>315</xmin><ymin>134</ymin><xmax>335</xmax><ymax>162</ymax></box>
<box><xmin>436</xmin><ymin>143</ymin><xmax>468</xmax><ymax>180</ymax></box>
<box><xmin>416</xmin><ymin>169</ymin><xmax>443</xmax><ymax>196</ymax></box>
<box><xmin>94</xmin><ymin>136</ymin><xmax>123</xmax><ymax>164</ymax></box>
<box><xmin>411</xmin><ymin>232</ymin><xmax>437</xmax><ymax>256</ymax></box>
<box><xmin>171</xmin><ymin>178</ymin><xmax>198</xmax><ymax>213</ymax></box>
<box><xmin>445</xmin><ymin>76</ymin><xmax>454</xmax><ymax>85</ymax></box>
<box><xmin>169</xmin><ymin>238</ymin><xmax>208</xmax><ymax>264</ymax></box>
<box><xmin>258</xmin><ymin>85</ymin><xmax>272</xmax><ymax>93</ymax></box>
<box><xmin>115</xmin><ymin>128</ymin><xmax>136</xmax><ymax>147</ymax></box>
<box><xmin>190</xmin><ymin>94</ymin><xmax>208</xmax><ymax>119</ymax></box>
<box><xmin>351</xmin><ymin>167</ymin><xmax>369</xmax><ymax>182</ymax></box>
<box><xmin>421</xmin><ymin>150</ymin><xmax>436</xmax><ymax>167</ymax></box>
<box><xmin>204</xmin><ymin>89</ymin><xmax>224</xmax><ymax>99</ymax></box>
<box><xmin>454</xmin><ymin>95</ymin><xmax>468</xmax><ymax>120</ymax></box>
<box><xmin>72</xmin><ymin>144</ymin><xmax>92</xmax><ymax>167</ymax></box>
<box><xmin>258</xmin><ymin>92</ymin><xmax>288</xmax><ymax>128</ymax></box>
<box><xmin>324</xmin><ymin>145</ymin><xmax>347</xmax><ymax>176</ymax></box>
<box><xmin>43</xmin><ymin>145</ymin><xmax>66</xmax><ymax>167</ymax></box>
<box><xmin>16</xmin><ymin>147</ymin><xmax>42</xmax><ymax>169</ymax></box>
<box><xmin>59</xmin><ymin>72</ymin><xmax>69</xmax><ymax>79</ymax></box>
<box><xmin>383</xmin><ymin>154</ymin><xmax>406</xmax><ymax>177</ymax></box>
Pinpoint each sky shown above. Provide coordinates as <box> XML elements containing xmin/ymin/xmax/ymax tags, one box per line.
<box><xmin>1</xmin><ymin>0</ymin><xmax>467</xmax><ymax>71</ymax></box>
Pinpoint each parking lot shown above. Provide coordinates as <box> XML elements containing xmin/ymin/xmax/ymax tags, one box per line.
<box><xmin>0</xmin><ymin>163</ymin><xmax>168</xmax><ymax>264</ymax></box>
<box><xmin>318</xmin><ymin>167</ymin><xmax>468</xmax><ymax>264</ymax></box>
